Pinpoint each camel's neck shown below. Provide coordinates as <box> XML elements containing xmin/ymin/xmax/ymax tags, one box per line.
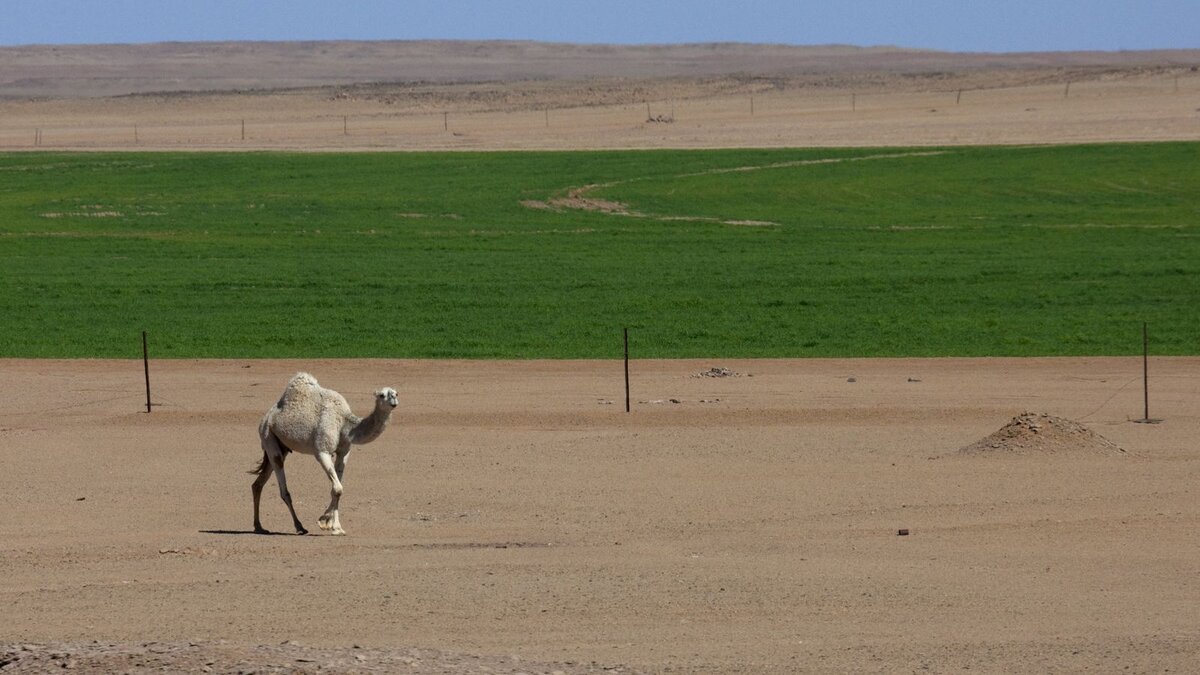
<box><xmin>349</xmin><ymin>403</ymin><xmax>393</xmax><ymax>445</ymax></box>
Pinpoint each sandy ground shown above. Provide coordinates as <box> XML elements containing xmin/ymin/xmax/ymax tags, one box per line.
<box><xmin>3</xmin><ymin>72</ymin><xmax>1199</xmax><ymax>151</ymax></box>
<box><xmin>2</xmin><ymin>42</ymin><xmax>1200</xmax><ymax>150</ymax></box>
<box><xmin>2</xmin><ymin>357</ymin><xmax>1198</xmax><ymax>672</ymax></box>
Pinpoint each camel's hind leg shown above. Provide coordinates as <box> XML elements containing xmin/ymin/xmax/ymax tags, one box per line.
<box><xmin>261</xmin><ymin>434</ymin><xmax>308</xmax><ymax>535</ymax></box>
<box><xmin>315</xmin><ymin>452</ymin><xmax>345</xmax><ymax>535</ymax></box>
<box><xmin>251</xmin><ymin>451</ymin><xmax>272</xmax><ymax>534</ymax></box>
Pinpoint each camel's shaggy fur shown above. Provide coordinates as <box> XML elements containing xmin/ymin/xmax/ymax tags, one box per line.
<box><xmin>251</xmin><ymin>372</ymin><xmax>397</xmax><ymax>535</ymax></box>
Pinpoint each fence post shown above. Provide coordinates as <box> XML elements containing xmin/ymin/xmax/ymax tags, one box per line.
<box><xmin>143</xmin><ymin>331</ymin><xmax>152</xmax><ymax>413</ymax></box>
<box><xmin>624</xmin><ymin>327</ymin><xmax>630</xmax><ymax>413</ymax></box>
<box><xmin>1136</xmin><ymin>322</ymin><xmax>1162</xmax><ymax>424</ymax></box>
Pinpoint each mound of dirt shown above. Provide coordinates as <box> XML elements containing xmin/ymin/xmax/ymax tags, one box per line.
<box><xmin>692</xmin><ymin>367</ymin><xmax>739</xmax><ymax>378</ymax></box>
<box><xmin>959</xmin><ymin>412</ymin><xmax>1125</xmax><ymax>456</ymax></box>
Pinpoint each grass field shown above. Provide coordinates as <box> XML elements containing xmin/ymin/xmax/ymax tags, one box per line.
<box><xmin>1</xmin><ymin>143</ymin><xmax>1197</xmax><ymax>358</ymax></box>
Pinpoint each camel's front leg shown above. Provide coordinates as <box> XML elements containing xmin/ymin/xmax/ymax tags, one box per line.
<box><xmin>334</xmin><ymin>451</ymin><xmax>347</xmax><ymax>484</ymax></box>
<box><xmin>315</xmin><ymin>452</ymin><xmax>345</xmax><ymax>534</ymax></box>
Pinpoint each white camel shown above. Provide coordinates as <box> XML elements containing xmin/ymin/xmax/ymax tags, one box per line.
<box><xmin>252</xmin><ymin>372</ymin><xmax>397</xmax><ymax>535</ymax></box>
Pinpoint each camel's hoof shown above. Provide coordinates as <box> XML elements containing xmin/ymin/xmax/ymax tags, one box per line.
<box><xmin>253</xmin><ymin>526</ymin><xmax>270</xmax><ymax>535</ymax></box>
<box><xmin>318</xmin><ymin>513</ymin><xmax>344</xmax><ymax>535</ymax></box>
<box><xmin>295</xmin><ymin>526</ymin><xmax>308</xmax><ymax>536</ymax></box>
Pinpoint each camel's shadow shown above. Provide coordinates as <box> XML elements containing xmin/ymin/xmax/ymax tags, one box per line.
<box><xmin>199</xmin><ymin>529</ymin><xmax>303</xmax><ymax>536</ymax></box>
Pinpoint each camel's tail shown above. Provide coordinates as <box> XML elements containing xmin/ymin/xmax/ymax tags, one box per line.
<box><xmin>248</xmin><ymin>450</ymin><xmax>270</xmax><ymax>476</ymax></box>
<box><xmin>249</xmin><ymin>434</ymin><xmax>293</xmax><ymax>474</ymax></box>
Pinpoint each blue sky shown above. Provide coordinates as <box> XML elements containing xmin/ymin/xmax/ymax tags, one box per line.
<box><xmin>1</xmin><ymin>1</ymin><xmax>1196</xmax><ymax>52</ymax></box>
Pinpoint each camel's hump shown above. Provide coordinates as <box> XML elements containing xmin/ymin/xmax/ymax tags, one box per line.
<box><xmin>287</xmin><ymin>372</ymin><xmax>320</xmax><ymax>388</ymax></box>
<box><xmin>275</xmin><ymin>372</ymin><xmax>322</xmax><ymax>408</ymax></box>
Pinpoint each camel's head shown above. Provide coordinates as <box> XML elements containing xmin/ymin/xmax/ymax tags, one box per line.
<box><xmin>376</xmin><ymin>387</ymin><xmax>399</xmax><ymax>409</ymax></box>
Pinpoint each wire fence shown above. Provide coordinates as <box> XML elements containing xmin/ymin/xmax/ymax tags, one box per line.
<box><xmin>3</xmin><ymin>73</ymin><xmax>1196</xmax><ymax>150</ymax></box>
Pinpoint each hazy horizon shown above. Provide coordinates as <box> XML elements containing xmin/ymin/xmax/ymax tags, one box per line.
<box><xmin>1</xmin><ymin>1</ymin><xmax>1195</xmax><ymax>53</ymax></box>
<box><xmin>4</xmin><ymin>38</ymin><xmax>1198</xmax><ymax>56</ymax></box>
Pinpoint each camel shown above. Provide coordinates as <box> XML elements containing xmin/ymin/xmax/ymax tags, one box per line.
<box><xmin>252</xmin><ymin>372</ymin><xmax>398</xmax><ymax>535</ymax></box>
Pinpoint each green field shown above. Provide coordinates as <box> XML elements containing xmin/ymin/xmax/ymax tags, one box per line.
<box><xmin>1</xmin><ymin>143</ymin><xmax>1197</xmax><ymax>358</ymax></box>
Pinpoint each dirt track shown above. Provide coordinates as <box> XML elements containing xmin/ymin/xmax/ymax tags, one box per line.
<box><xmin>2</xmin><ymin>357</ymin><xmax>1198</xmax><ymax>672</ymax></box>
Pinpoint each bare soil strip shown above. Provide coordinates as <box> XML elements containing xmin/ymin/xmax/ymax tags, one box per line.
<box><xmin>3</xmin><ymin>48</ymin><xmax>1199</xmax><ymax>150</ymax></box>
<box><xmin>2</xmin><ymin>357</ymin><xmax>1198</xmax><ymax>672</ymax></box>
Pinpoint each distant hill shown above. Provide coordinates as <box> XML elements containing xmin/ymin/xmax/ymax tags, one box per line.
<box><xmin>2</xmin><ymin>40</ymin><xmax>1199</xmax><ymax>100</ymax></box>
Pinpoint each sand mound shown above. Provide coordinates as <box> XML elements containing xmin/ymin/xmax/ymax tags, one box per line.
<box><xmin>959</xmin><ymin>412</ymin><xmax>1126</xmax><ymax>456</ymax></box>
<box><xmin>692</xmin><ymin>366</ymin><xmax>739</xmax><ymax>378</ymax></box>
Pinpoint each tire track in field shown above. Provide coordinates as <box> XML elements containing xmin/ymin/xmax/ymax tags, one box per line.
<box><xmin>524</xmin><ymin>150</ymin><xmax>949</xmax><ymax>226</ymax></box>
